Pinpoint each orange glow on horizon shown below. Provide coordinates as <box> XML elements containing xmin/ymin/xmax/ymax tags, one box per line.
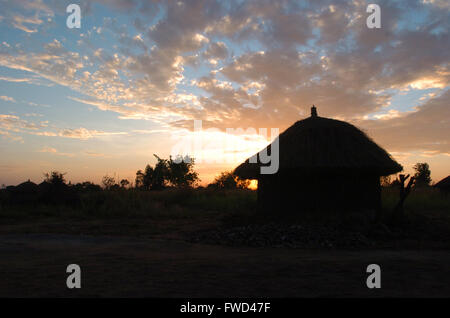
<box><xmin>248</xmin><ymin>179</ymin><xmax>258</xmax><ymax>190</ymax></box>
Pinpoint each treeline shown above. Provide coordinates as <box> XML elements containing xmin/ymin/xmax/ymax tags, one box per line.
<box><xmin>105</xmin><ymin>155</ymin><xmax>249</xmax><ymax>190</ymax></box>
<box><xmin>0</xmin><ymin>154</ymin><xmax>252</xmax><ymax>206</ymax></box>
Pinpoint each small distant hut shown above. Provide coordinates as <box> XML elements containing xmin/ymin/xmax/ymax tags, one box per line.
<box><xmin>7</xmin><ymin>180</ymin><xmax>39</xmax><ymax>203</ymax></box>
<box><xmin>38</xmin><ymin>181</ymin><xmax>52</xmax><ymax>193</ymax></box>
<box><xmin>14</xmin><ymin>180</ymin><xmax>38</xmax><ymax>194</ymax></box>
<box><xmin>234</xmin><ymin>106</ymin><xmax>403</xmax><ymax>214</ymax></box>
<box><xmin>434</xmin><ymin>176</ymin><xmax>450</xmax><ymax>193</ymax></box>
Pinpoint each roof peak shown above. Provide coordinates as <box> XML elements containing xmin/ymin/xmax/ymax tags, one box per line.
<box><xmin>311</xmin><ymin>105</ymin><xmax>317</xmax><ymax>117</ymax></box>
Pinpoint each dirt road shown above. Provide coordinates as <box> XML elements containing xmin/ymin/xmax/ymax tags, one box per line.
<box><xmin>0</xmin><ymin>233</ymin><xmax>449</xmax><ymax>297</ymax></box>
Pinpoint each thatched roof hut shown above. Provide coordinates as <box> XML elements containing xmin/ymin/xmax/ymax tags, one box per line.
<box><xmin>14</xmin><ymin>180</ymin><xmax>38</xmax><ymax>194</ymax></box>
<box><xmin>38</xmin><ymin>181</ymin><xmax>52</xmax><ymax>193</ymax></box>
<box><xmin>234</xmin><ymin>106</ymin><xmax>402</xmax><ymax>213</ymax></box>
<box><xmin>6</xmin><ymin>180</ymin><xmax>39</xmax><ymax>204</ymax></box>
<box><xmin>434</xmin><ymin>176</ymin><xmax>450</xmax><ymax>192</ymax></box>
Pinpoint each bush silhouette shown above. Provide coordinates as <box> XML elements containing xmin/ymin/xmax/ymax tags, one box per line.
<box><xmin>135</xmin><ymin>154</ymin><xmax>199</xmax><ymax>190</ymax></box>
<box><xmin>413</xmin><ymin>162</ymin><xmax>432</xmax><ymax>187</ymax></box>
<box><xmin>209</xmin><ymin>171</ymin><xmax>250</xmax><ymax>189</ymax></box>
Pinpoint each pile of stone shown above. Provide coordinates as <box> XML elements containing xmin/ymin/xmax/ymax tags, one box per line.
<box><xmin>189</xmin><ymin>223</ymin><xmax>377</xmax><ymax>249</ymax></box>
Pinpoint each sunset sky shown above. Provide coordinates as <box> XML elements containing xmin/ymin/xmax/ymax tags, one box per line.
<box><xmin>0</xmin><ymin>0</ymin><xmax>449</xmax><ymax>186</ymax></box>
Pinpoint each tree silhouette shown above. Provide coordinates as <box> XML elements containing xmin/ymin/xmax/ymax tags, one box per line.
<box><xmin>380</xmin><ymin>175</ymin><xmax>392</xmax><ymax>187</ymax></box>
<box><xmin>135</xmin><ymin>164</ymin><xmax>159</xmax><ymax>190</ymax></box>
<box><xmin>210</xmin><ymin>171</ymin><xmax>250</xmax><ymax>189</ymax></box>
<box><xmin>392</xmin><ymin>174</ymin><xmax>416</xmax><ymax>222</ymax></box>
<box><xmin>142</xmin><ymin>164</ymin><xmax>154</xmax><ymax>189</ymax></box>
<box><xmin>102</xmin><ymin>175</ymin><xmax>117</xmax><ymax>190</ymax></box>
<box><xmin>120</xmin><ymin>179</ymin><xmax>130</xmax><ymax>188</ymax></box>
<box><xmin>413</xmin><ymin>162</ymin><xmax>431</xmax><ymax>187</ymax></box>
<box><xmin>152</xmin><ymin>155</ymin><xmax>168</xmax><ymax>189</ymax></box>
<box><xmin>73</xmin><ymin>181</ymin><xmax>102</xmax><ymax>192</ymax></box>
<box><xmin>135</xmin><ymin>169</ymin><xmax>145</xmax><ymax>189</ymax></box>
<box><xmin>135</xmin><ymin>154</ymin><xmax>199</xmax><ymax>190</ymax></box>
<box><xmin>44</xmin><ymin>171</ymin><xmax>66</xmax><ymax>186</ymax></box>
<box><xmin>168</xmin><ymin>155</ymin><xmax>199</xmax><ymax>188</ymax></box>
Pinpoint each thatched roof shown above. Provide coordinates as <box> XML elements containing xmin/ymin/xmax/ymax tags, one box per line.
<box><xmin>234</xmin><ymin>107</ymin><xmax>403</xmax><ymax>179</ymax></box>
<box><xmin>434</xmin><ymin>176</ymin><xmax>450</xmax><ymax>189</ymax></box>
<box><xmin>14</xmin><ymin>180</ymin><xmax>38</xmax><ymax>193</ymax></box>
<box><xmin>38</xmin><ymin>181</ymin><xmax>52</xmax><ymax>192</ymax></box>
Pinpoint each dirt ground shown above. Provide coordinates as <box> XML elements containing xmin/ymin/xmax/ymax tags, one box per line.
<box><xmin>1</xmin><ymin>232</ymin><xmax>449</xmax><ymax>297</ymax></box>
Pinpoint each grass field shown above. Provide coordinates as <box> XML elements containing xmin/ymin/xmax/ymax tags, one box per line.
<box><xmin>0</xmin><ymin>186</ymin><xmax>449</xmax><ymax>247</ymax></box>
<box><xmin>1</xmin><ymin>186</ymin><xmax>449</xmax><ymax>297</ymax></box>
<box><xmin>1</xmin><ymin>186</ymin><xmax>448</xmax><ymax>218</ymax></box>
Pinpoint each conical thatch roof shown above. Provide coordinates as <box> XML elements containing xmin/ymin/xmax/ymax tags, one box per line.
<box><xmin>14</xmin><ymin>180</ymin><xmax>38</xmax><ymax>193</ymax></box>
<box><xmin>234</xmin><ymin>107</ymin><xmax>403</xmax><ymax>179</ymax></box>
<box><xmin>38</xmin><ymin>181</ymin><xmax>52</xmax><ymax>192</ymax></box>
<box><xmin>434</xmin><ymin>176</ymin><xmax>450</xmax><ymax>189</ymax></box>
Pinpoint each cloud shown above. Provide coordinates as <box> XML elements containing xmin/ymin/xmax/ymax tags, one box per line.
<box><xmin>0</xmin><ymin>95</ymin><xmax>17</xmax><ymax>103</ymax></box>
<box><xmin>0</xmin><ymin>129</ymin><xmax>23</xmax><ymax>142</ymax></box>
<box><xmin>12</xmin><ymin>14</ymin><xmax>43</xmax><ymax>33</ymax></box>
<box><xmin>0</xmin><ymin>45</ymin><xmax>85</xmax><ymax>89</ymax></box>
<box><xmin>0</xmin><ymin>0</ymin><xmax>447</xmax><ymax>161</ymax></box>
<box><xmin>0</xmin><ymin>0</ymin><xmax>53</xmax><ymax>34</ymax></box>
<box><xmin>0</xmin><ymin>113</ymin><xmax>127</xmax><ymax>141</ymax></box>
<box><xmin>0</xmin><ymin>114</ymin><xmax>45</xmax><ymax>131</ymax></box>
<box><xmin>58</xmin><ymin>127</ymin><xmax>128</xmax><ymax>140</ymax></box>
<box><xmin>16</xmin><ymin>0</ymin><xmax>54</xmax><ymax>16</ymax></box>
<box><xmin>371</xmin><ymin>109</ymin><xmax>404</xmax><ymax>120</ymax></box>
<box><xmin>422</xmin><ymin>0</ymin><xmax>450</xmax><ymax>9</ymax></box>
<box><xmin>84</xmin><ymin>151</ymin><xmax>106</xmax><ymax>157</ymax></box>
<box><xmin>0</xmin><ymin>76</ymin><xmax>34</xmax><ymax>83</ymax></box>
<box><xmin>203</xmin><ymin>41</ymin><xmax>228</xmax><ymax>60</ymax></box>
<box><xmin>356</xmin><ymin>90</ymin><xmax>450</xmax><ymax>154</ymax></box>
<box><xmin>0</xmin><ymin>74</ymin><xmax>54</xmax><ymax>87</ymax></box>
<box><xmin>39</xmin><ymin>146</ymin><xmax>74</xmax><ymax>157</ymax></box>
<box><xmin>68</xmin><ymin>97</ymin><xmax>128</xmax><ymax>114</ymax></box>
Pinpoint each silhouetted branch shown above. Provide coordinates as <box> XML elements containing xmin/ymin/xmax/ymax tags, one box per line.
<box><xmin>393</xmin><ymin>174</ymin><xmax>415</xmax><ymax>221</ymax></box>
